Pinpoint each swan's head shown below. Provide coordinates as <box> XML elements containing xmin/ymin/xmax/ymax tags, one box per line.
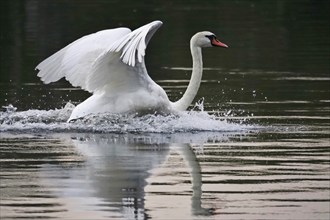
<box><xmin>191</xmin><ymin>31</ymin><xmax>228</xmax><ymax>48</ymax></box>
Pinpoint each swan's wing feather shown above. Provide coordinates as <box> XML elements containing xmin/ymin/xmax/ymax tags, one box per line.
<box><xmin>108</xmin><ymin>20</ymin><xmax>162</xmax><ymax>66</ymax></box>
<box><xmin>86</xmin><ymin>53</ymin><xmax>141</xmax><ymax>94</ymax></box>
<box><xmin>36</xmin><ymin>20</ymin><xmax>162</xmax><ymax>94</ymax></box>
<box><xmin>36</xmin><ymin>28</ymin><xmax>131</xmax><ymax>90</ymax></box>
<box><xmin>85</xmin><ymin>21</ymin><xmax>163</xmax><ymax>92</ymax></box>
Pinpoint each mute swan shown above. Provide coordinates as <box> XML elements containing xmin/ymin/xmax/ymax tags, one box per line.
<box><xmin>36</xmin><ymin>21</ymin><xmax>228</xmax><ymax>121</ymax></box>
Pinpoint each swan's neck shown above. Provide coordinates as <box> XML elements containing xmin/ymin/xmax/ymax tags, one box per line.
<box><xmin>173</xmin><ymin>45</ymin><xmax>203</xmax><ymax>111</ymax></box>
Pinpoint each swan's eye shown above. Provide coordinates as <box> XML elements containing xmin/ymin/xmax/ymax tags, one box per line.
<box><xmin>205</xmin><ymin>35</ymin><xmax>216</xmax><ymax>41</ymax></box>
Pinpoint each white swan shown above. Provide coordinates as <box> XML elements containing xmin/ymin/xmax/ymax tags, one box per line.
<box><xmin>36</xmin><ymin>21</ymin><xmax>228</xmax><ymax>121</ymax></box>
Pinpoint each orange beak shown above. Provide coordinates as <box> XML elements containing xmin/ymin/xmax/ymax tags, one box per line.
<box><xmin>212</xmin><ymin>38</ymin><xmax>228</xmax><ymax>48</ymax></box>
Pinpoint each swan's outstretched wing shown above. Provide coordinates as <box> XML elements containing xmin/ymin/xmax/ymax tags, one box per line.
<box><xmin>36</xmin><ymin>21</ymin><xmax>162</xmax><ymax>93</ymax></box>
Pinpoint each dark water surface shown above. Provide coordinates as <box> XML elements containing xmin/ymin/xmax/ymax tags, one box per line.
<box><xmin>1</xmin><ymin>0</ymin><xmax>330</xmax><ymax>220</ymax></box>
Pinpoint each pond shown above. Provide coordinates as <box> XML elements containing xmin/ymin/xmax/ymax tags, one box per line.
<box><xmin>0</xmin><ymin>0</ymin><xmax>329</xmax><ymax>219</ymax></box>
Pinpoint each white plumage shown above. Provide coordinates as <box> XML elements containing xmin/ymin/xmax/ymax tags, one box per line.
<box><xmin>36</xmin><ymin>20</ymin><xmax>228</xmax><ymax>121</ymax></box>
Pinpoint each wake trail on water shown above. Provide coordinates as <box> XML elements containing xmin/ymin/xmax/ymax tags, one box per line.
<box><xmin>0</xmin><ymin>103</ymin><xmax>255</xmax><ymax>133</ymax></box>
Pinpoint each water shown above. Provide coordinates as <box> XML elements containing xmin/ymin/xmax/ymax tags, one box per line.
<box><xmin>1</xmin><ymin>0</ymin><xmax>330</xmax><ymax>219</ymax></box>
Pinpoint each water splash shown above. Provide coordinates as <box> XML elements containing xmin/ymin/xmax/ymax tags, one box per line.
<box><xmin>0</xmin><ymin>103</ymin><xmax>254</xmax><ymax>133</ymax></box>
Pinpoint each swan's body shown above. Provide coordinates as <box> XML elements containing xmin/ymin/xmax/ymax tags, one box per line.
<box><xmin>36</xmin><ymin>21</ymin><xmax>228</xmax><ymax>121</ymax></box>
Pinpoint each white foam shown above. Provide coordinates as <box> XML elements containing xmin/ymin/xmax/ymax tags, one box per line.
<box><xmin>0</xmin><ymin>103</ymin><xmax>254</xmax><ymax>134</ymax></box>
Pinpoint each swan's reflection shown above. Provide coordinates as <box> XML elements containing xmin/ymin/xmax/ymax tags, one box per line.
<box><xmin>70</xmin><ymin>134</ymin><xmax>170</xmax><ymax>219</ymax></box>
<box><xmin>48</xmin><ymin>132</ymin><xmax>231</xmax><ymax>219</ymax></box>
